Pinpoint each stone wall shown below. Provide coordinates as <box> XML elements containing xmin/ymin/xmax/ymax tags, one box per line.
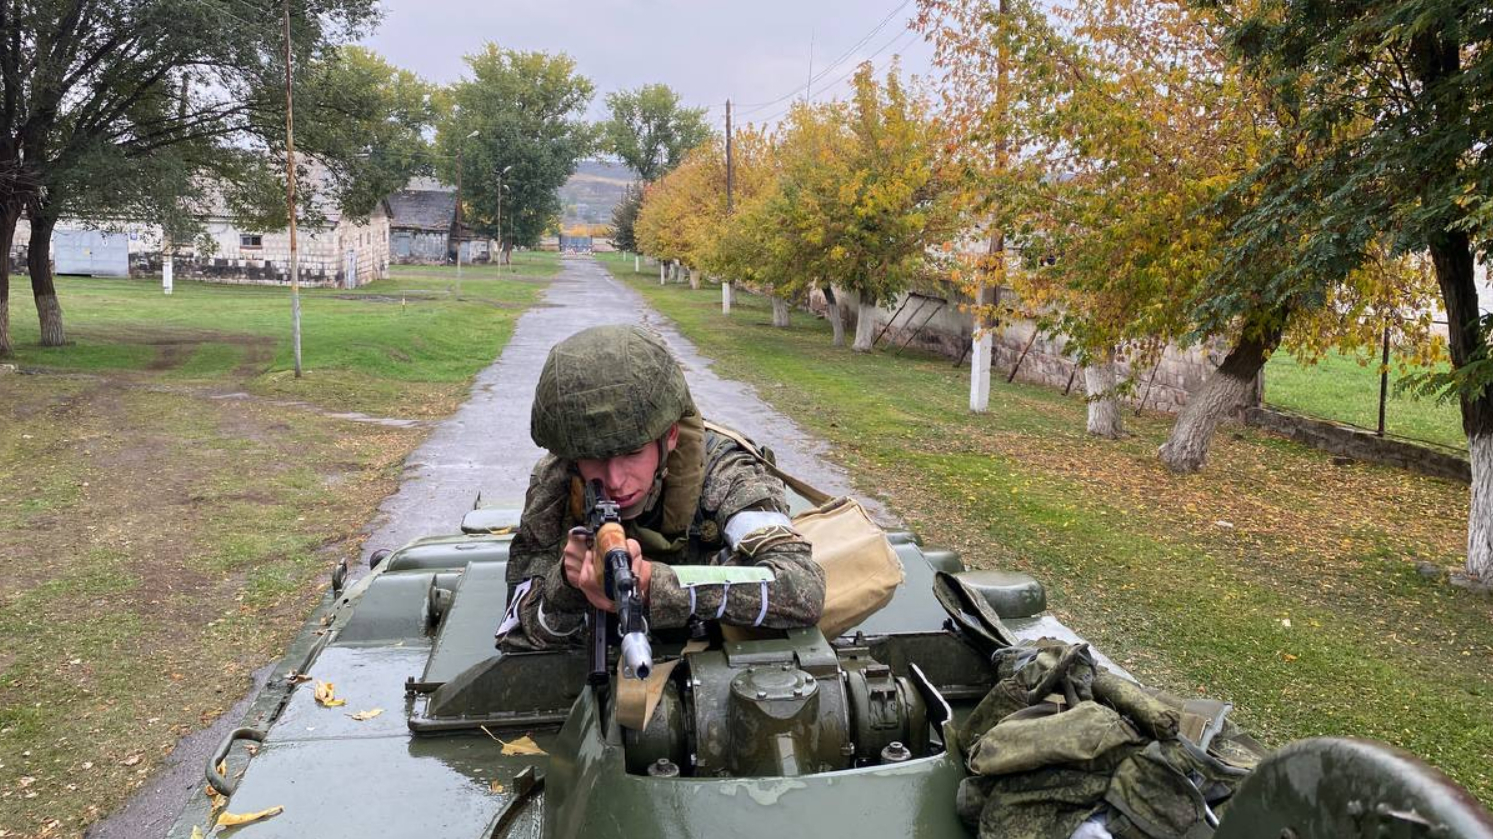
<box><xmin>7</xmin><ymin>209</ymin><xmax>390</xmax><ymax>288</ymax></box>
<box><xmin>1245</xmin><ymin>406</ymin><xmax>1471</xmax><ymax>483</ymax></box>
<box><xmin>863</xmin><ymin>289</ymin><xmax>1225</xmax><ymax>413</ymax></box>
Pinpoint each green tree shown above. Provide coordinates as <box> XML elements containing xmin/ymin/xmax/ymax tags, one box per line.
<box><xmin>601</xmin><ymin>84</ymin><xmax>712</xmax><ymax>183</ymax></box>
<box><xmin>296</xmin><ymin>47</ymin><xmax>437</xmax><ymax>221</ymax></box>
<box><xmin>0</xmin><ymin>0</ymin><xmax>386</xmax><ymax>353</ymax></box>
<box><xmin>1205</xmin><ymin>0</ymin><xmax>1493</xmax><ymax>579</ymax></box>
<box><xmin>608</xmin><ymin>182</ymin><xmax>643</xmax><ymax>253</ymax></box>
<box><xmin>437</xmin><ymin>44</ymin><xmax>594</xmax><ymax>258</ymax></box>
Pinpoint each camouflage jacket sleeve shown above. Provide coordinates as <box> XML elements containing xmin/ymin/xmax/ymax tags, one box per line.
<box><xmin>498</xmin><ymin>455</ymin><xmax>589</xmax><ymax>651</ymax></box>
<box><xmin>646</xmin><ymin>449</ymin><xmax>825</xmax><ymax>631</ymax></box>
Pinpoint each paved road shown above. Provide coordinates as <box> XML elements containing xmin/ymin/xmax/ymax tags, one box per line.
<box><xmin>90</xmin><ymin>256</ymin><xmax>887</xmax><ymax>839</ymax></box>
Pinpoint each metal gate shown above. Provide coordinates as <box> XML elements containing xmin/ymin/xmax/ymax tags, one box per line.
<box><xmin>53</xmin><ymin>228</ymin><xmax>129</xmax><ymax>277</ymax></box>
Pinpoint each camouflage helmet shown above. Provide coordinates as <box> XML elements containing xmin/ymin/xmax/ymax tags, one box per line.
<box><xmin>530</xmin><ymin>325</ymin><xmax>693</xmax><ymax>460</ymax></box>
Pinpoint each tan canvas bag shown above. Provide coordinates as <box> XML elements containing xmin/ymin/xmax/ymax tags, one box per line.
<box><xmin>703</xmin><ymin>421</ymin><xmax>904</xmax><ymax>638</ymax></box>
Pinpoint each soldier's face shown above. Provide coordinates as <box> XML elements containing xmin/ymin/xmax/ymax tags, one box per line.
<box><xmin>575</xmin><ymin>423</ymin><xmax>680</xmax><ymax>514</ymax></box>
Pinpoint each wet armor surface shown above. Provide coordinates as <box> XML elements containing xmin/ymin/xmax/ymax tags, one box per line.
<box><xmin>958</xmin><ymin>639</ymin><xmax>1267</xmax><ymax>839</ymax></box>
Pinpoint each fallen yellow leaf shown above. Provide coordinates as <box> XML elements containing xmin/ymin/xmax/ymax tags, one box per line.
<box><xmin>347</xmin><ymin>708</ymin><xmax>383</xmax><ymax>721</ymax></box>
<box><xmin>490</xmin><ymin>780</ymin><xmax>504</xmax><ymax>793</ymax></box>
<box><xmin>216</xmin><ymin>805</ymin><xmax>284</xmax><ymax>827</ymax></box>
<box><xmin>191</xmin><ymin>826</ymin><xmax>204</xmax><ymax>839</ymax></box>
<box><xmin>314</xmin><ymin>680</ymin><xmax>346</xmax><ymax>708</ymax></box>
<box><xmin>499</xmin><ymin>736</ymin><xmax>546</xmax><ymax>756</ymax></box>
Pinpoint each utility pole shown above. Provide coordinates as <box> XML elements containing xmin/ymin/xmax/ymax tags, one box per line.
<box><xmin>805</xmin><ymin>30</ymin><xmax>815</xmax><ymax>102</ymax></box>
<box><xmin>454</xmin><ymin>144</ymin><xmax>464</xmax><ymax>284</ymax></box>
<box><xmin>726</xmin><ymin>99</ymin><xmax>734</xmax><ymax>213</ymax></box>
<box><xmin>282</xmin><ymin>0</ymin><xmax>302</xmax><ymax>378</ymax></box>
<box><xmin>723</xmin><ymin>99</ymin><xmax>735</xmax><ymax>315</ymax></box>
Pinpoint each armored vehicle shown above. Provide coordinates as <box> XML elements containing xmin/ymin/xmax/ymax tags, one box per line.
<box><xmin>168</xmin><ymin>502</ymin><xmax>1493</xmax><ymax>839</ymax></box>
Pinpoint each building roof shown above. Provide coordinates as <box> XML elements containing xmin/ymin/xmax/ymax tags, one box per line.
<box><xmin>387</xmin><ymin>189</ymin><xmax>457</xmax><ymax>232</ymax></box>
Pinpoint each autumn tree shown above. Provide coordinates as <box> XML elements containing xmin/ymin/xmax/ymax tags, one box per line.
<box><xmin>1205</xmin><ymin>0</ymin><xmax>1493</xmax><ymax>579</ymax></box>
<box><xmin>733</xmin><ymin>101</ymin><xmax>856</xmax><ymax>341</ymax></box>
<box><xmin>601</xmin><ymin>84</ymin><xmax>712</xmax><ymax>183</ymax></box>
<box><xmin>436</xmin><ymin>45</ymin><xmax>594</xmax><ymax>258</ymax></box>
<box><xmin>634</xmin><ymin>141</ymin><xmax>725</xmax><ymax>288</ymax></box>
<box><xmin>695</xmin><ymin>125</ymin><xmax>797</xmax><ymax>324</ymax></box>
<box><xmin>755</xmin><ymin>64</ymin><xmax>959</xmax><ymax>351</ymax></box>
<box><xmin>918</xmin><ymin>0</ymin><xmax>1439</xmax><ymax>454</ymax></box>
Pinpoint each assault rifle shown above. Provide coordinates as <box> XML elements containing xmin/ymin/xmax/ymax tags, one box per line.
<box><xmin>584</xmin><ymin>479</ymin><xmax>652</xmax><ymax>684</ymax></box>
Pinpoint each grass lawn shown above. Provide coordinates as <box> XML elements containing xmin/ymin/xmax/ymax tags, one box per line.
<box><xmin>0</xmin><ymin>257</ymin><xmax>554</xmax><ymax>838</ymax></box>
<box><xmin>599</xmin><ymin>252</ymin><xmax>1493</xmax><ymax>804</ymax></box>
<box><xmin>5</xmin><ymin>252</ymin><xmax>559</xmax><ymax>418</ymax></box>
<box><xmin>1265</xmin><ymin>349</ymin><xmax>1466</xmax><ymax>451</ymax></box>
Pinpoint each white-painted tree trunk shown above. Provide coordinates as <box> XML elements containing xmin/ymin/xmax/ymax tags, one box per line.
<box><xmin>970</xmin><ymin>330</ymin><xmax>992</xmax><ymax>413</ymax></box>
<box><xmin>770</xmin><ymin>296</ymin><xmax>790</xmax><ymax>327</ymax></box>
<box><xmin>1084</xmin><ymin>361</ymin><xmax>1124</xmax><ymax>439</ymax></box>
<box><xmin>634</xmin><ymin>254</ymin><xmax>640</xmax><ymax>273</ymax></box>
<box><xmin>722</xmin><ymin>281</ymin><xmax>732</xmax><ymax>314</ymax></box>
<box><xmin>826</xmin><ymin>287</ymin><xmax>846</xmax><ymax>346</ymax></box>
<box><xmin>660</xmin><ymin>261</ymin><xmax>666</xmax><ymax>285</ymax></box>
<box><xmin>852</xmin><ymin>300</ymin><xmax>878</xmax><ymax>352</ymax></box>
<box><xmin>162</xmin><ymin>256</ymin><xmax>173</xmax><ymax>295</ymax></box>
<box><xmin>1469</xmin><ymin>434</ymin><xmax>1493</xmax><ymax>580</ymax></box>
<box><xmin>688</xmin><ymin>268</ymin><xmax>701</xmax><ymax>290</ymax></box>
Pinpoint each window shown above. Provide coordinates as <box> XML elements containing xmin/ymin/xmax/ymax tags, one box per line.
<box><xmin>240</xmin><ymin>234</ymin><xmax>263</xmax><ymax>248</ymax></box>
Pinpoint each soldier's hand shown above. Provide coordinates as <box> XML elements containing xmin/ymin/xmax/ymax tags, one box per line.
<box><xmin>561</xmin><ymin>527</ymin><xmax>592</xmax><ymax>592</ymax></box>
<box><xmin>567</xmin><ymin>535</ymin><xmax>648</xmax><ymax>614</ymax></box>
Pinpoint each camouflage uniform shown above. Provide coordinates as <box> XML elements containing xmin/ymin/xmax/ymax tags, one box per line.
<box><xmin>498</xmin><ymin>325</ymin><xmax>825</xmax><ymax>651</ymax></box>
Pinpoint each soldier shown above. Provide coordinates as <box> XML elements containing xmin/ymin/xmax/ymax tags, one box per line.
<box><xmin>497</xmin><ymin>324</ymin><xmax>825</xmax><ymax>650</ymax></box>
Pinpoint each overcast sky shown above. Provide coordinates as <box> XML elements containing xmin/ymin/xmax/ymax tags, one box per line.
<box><xmin>360</xmin><ymin>0</ymin><xmax>937</xmax><ymax>130</ymax></box>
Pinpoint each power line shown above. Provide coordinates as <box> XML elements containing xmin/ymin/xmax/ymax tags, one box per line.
<box><xmin>752</xmin><ymin>26</ymin><xmax>922</xmax><ymax>127</ymax></box>
<box><xmin>734</xmin><ymin>0</ymin><xmax>912</xmax><ymax>117</ymax></box>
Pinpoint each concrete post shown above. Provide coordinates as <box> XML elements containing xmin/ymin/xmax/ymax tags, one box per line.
<box><xmin>162</xmin><ymin>255</ymin><xmax>173</xmax><ymax>295</ymax></box>
<box><xmin>635</xmin><ymin>254</ymin><xmax>640</xmax><ymax>273</ymax></box>
<box><xmin>660</xmin><ymin>261</ymin><xmax>666</xmax><ymax>285</ymax></box>
<box><xmin>722</xmin><ymin>281</ymin><xmax>732</xmax><ymax>314</ymax></box>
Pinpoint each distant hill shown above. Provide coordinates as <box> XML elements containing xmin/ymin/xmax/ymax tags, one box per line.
<box><xmin>560</xmin><ymin>159</ymin><xmax>637</xmax><ymax>228</ymax></box>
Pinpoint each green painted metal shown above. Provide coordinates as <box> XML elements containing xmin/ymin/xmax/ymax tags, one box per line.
<box><xmin>167</xmin><ymin>507</ymin><xmax>1493</xmax><ymax>839</ymax></box>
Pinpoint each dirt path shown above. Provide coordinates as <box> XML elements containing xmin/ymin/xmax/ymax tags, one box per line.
<box><xmin>88</xmin><ymin>256</ymin><xmax>886</xmax><ymax>839</ymax></box>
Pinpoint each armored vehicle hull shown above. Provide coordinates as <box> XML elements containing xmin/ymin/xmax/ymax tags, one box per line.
<box><xmin>169</xmin><ymin>507</ymin><xmax>1493</xmax><ymax>839</ymax></box>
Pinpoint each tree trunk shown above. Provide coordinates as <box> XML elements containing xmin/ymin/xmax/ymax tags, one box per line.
<box><xmin>1425</xmin><ymin>226</ymin><xmax>1493</xmax><ymax>579</ymax></box>
<box><xmin>688</xmin><ymin>267</ymin><xmax>700</xmax><ymax>290</ymax></box>
<box><xmin>1159</xmin><ymin>320</ymin><xmax>1283</xmax><ymax>473</ymax></box>
<box><xmin>824</xmin><ymin>286</ymin><xmax>845</xmax><ymax>346</ymax></box>
<box><xmin>1084</xmin><ymin>359</ymin><xmax>1125</xmax><ymax>439</ymax></box>
<box><xmin>852</xmin><ymin>299</ymin><xmax>879</xmax><ymax>353</ymax></box>
<box><xmin>0</xmin><ymin>204</ymin><xmax>18</xmax><ymax>356</ymax></box>
<box><xmin>770</xmin><ymin>295</ymin><xmax>790</xmax><ymax>327</ymax></box>
<box><xmin>27</xmin><ymin>213</ymin><xmax>65</xmax><ymax>347</ymax></box>
<box><xmin>1471</xmin><ymin>434</ymin><xmax>1493</xmax><ymax>580</ymax></box>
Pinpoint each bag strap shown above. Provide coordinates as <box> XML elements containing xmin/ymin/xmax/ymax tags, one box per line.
<box><xmin>702</xmin><ymin>419</ymin><xmax>833</xmax><ymax>506</ymax></box>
